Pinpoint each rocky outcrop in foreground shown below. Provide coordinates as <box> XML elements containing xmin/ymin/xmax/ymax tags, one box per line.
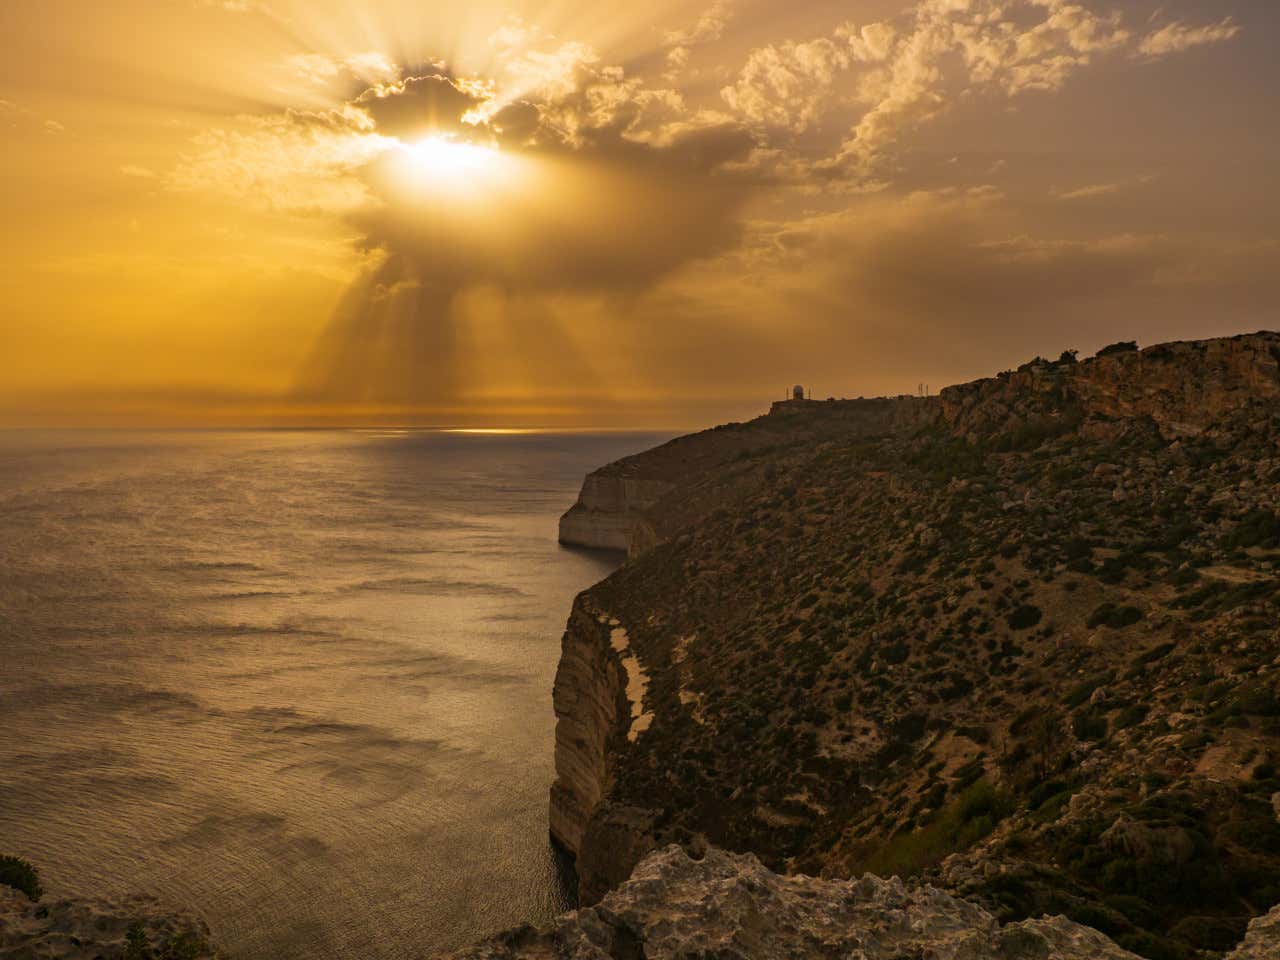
<box><xmin>0</xmin><ymin>884</ymin><xmax>216</xmax><ymax>959</ymax></box>
<box><xmin>442</xmin><ymin>844</ymin><xmax>1147</xmax><ymax>959</ymax></box>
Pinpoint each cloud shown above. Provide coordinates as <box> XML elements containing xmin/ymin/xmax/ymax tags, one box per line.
<box><xmin>663</xmin><ymin>187</ymin><xmax>1280</xmax><ymax>385</ymax></box>
<box><xmin>721</xmin><ymin>34</ymin><xmax>861</xmax><ymax>132</ymax></box>
<box><xmin>1</xmin><ymin>99</ymin><xmax>67</xmax><ymax>135</ymax></box>
<box><xmin>665</xmin><ymin>0</ymin><xmax>736</xmax><ymax>48</ymax></box>
<box><xmin>239</xmin><ymin>42</ymin><xmax>757</xmax><ymax>406</ymax></box>
<box><xmin>353</xmin><ymin>74</ymin><xmax>487</xmax><ymax>140</ymax></box>
<box><xmin>195</xmin><ymin>0</ymin><xmax>274</xmax><ymax>15</ymax></box>
<box><xmin>120</xmin><ymin>164</ymin><xmax>159</xmax><ymax>179</ymax></box>
<box><xmin>1138</xmin><ymin>18</ymin><xmax>1240</xmax><ymax>58</ymax></box>
<box><xmin>715</xmin><ymin>0</ymin><xmax>1244</xmax><ymax>184</ymax></box>
<box><xmin>166</xmin><ymin>8</ymin><xmax>1260</xmax><ymax>415</ymax></box>
<box><xmin>288</xmin><ymin>52</ymin><xmax>399</xmax><ymax>87</ymax></box>
<box><xmin>1052</xmin><ymin>182</ymin><xmax>1123</xmax><ymax>201</ymax></box>
<box><xmin>665</xmin><ymin>0</ymin><xmax>737</xmax><ymax>76</ymax></box>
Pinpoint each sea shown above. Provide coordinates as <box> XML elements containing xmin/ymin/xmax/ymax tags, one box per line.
<box><xmin>0</xmin><ymin>428</ymin><xmax>664</xmax><ymax>959</ymax></box>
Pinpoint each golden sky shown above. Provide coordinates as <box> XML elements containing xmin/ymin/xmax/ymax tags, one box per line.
<box><xmin>2</xmin><ymin>0</ymin><xmax>1276</xmax><ymax>427</ymax></box>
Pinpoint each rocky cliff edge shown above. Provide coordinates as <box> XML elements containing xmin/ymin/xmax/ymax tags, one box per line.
<box><xmin>440</xmin><ymin>844</ymin><xmax>1280</xmax><ymax>960</ymax></box>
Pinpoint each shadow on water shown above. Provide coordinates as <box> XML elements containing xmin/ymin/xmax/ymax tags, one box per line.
<box><xmin>550</xmin><ymin>839</ymin><xmax>580</xmax><ymax>909</ymax></box>
<box><xmin>556</xmin><ymin>542</ymin><xmax>627</xmax><ymax>576</ymax></box>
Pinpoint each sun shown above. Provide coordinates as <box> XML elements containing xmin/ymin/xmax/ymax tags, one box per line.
<box><xmin>384</xmin><ymin>134</ymin><xmax>525</xmax><ymax>202</ymax></box>
<box><xmin>399</xmin><ymin>135</ymin><xmax>502</xmax><ymax>178</ymax></box>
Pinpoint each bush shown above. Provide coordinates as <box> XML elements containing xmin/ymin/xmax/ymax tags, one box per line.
<box><xmin>860</xmin><ymin>780</ymin><xmax>1010</xmax><ymax>877</ymax></box>
<box><xmin>0</xmin><ymin>855</ymin><xmax>41</xmax><ymax>902</ymax></box>
<box><xmin>1006</xmin><ymin>604</ymin><xmax>1043</xmax><ymax>631</ymax></box>
<box><xmin>1225</xmin><ymin>510</ymin><xmax>1280</xmax><ymax>549</ymax></box>
<box><xmin>1134</xmin><ymin>642</ymin><xmax>1176</xmax><ymax>666</ymax></box>
<box><xmin>1097</xmin><ymin>340</ymin><xmax>1139</xmax><ymax>357</ymax></box>
<box><xmin>1073</xmin><ymin>709</ymin><xmax>1109</xmax><ymax>741</ymax></box>
<box><xmin>1088</xmin><ymin>603</ymin><xmax>1144</xmax><ymax>629</ymax></box>
<box><xmin>1115</xmin><ymin>704</ymin><xmax>1150</xmax><ymax>730</ymax></box>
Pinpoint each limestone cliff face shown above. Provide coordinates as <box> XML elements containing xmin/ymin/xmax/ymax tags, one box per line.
<box><xmin>439</xmin><ymin>844</ymin><xmax>1147</xmax><ymax>960</ymax></box>
<box><xmin>549</xmin><ymin>598</ymin><xmax>667</xmax><ymax>905</ymax></box>
<box><xmin>557</xmin><ymin>475</ymin><xmax>675</xmax><ymax>552</ymax></box>
<box><xmin>548</xmin><ymin>598</ymin><xmax>628</xmax><ymax>859</ymax></box>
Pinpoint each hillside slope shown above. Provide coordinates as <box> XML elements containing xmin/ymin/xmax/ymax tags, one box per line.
<box><xmin>549</xmin><ymin>332</ymin><xmax>1280</xmax><ymax>959</ymax></box>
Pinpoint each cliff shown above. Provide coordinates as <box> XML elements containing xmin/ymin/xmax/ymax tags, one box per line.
<box><xmin>558</xmin><ymin>333</ymin><xmax>1280</xmax><ymax>558</ymax></box>
<box><xmin>557</xmin><ymin>396</ymin><xmax>937</xmax><ymax>556</ymax></box>
<box><xmin>546</xmin><ymin>331</ymin><xmax>1280</xmax><ymax>959</ymax></box>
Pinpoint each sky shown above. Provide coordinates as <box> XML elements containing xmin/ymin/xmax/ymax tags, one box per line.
<box><xmin>1</xmin><ymin>0</ymin><xmax>1277</xmax><ymax>428</ymax></box>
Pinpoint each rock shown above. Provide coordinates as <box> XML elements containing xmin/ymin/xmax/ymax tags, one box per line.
<box><xmin>559</xmin><ymin>475</ymin><xmax>675</xmax><ymax>552</ymax></box>
<box><xmin>1230</xmin><ymin>904</ymin><xmax>1280</xmax><ymax>959</ymax></box>
<box><xmin>0</xmin><ymin>885</ymin><xmax>215</xmax><ymax>960</ymax></box>
<box><xmin>549</xmin><ymin>600</ymin><xmax>630</xmax><ymax>860</ymax></box>
<box><xmin>1100</xmin><ymin>815</ymin><xmax>1197</xmax><ymax>866</ymax></box>
<box><xmin>436</xmin><ymin>845</ymin><xmax>1142</xmax><ymax>960</ymax></box>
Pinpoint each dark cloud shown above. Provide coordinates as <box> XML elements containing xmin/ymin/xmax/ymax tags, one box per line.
<box><xmin>354</xmin><ymin>74</ymin><xmax>485</xmax><ymax>140</ymax></box>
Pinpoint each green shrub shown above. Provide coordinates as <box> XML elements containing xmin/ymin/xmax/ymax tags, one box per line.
<box><xmin>1073</xmin><ymin>709</ymin><xmax>1108</xmax><ymax>741</ymax></box>
<box><xmin>1115</xmin><ymin>704</ymin><xmax>1150</xmax><ymax>730</ymax></box>
<box><xmin>1006</xmin><ymin>604</ymin><xmax>1043</xmax><ymax>631</ymax></box>
<box><xmin>860</xmin><ymin>780</ymin><xmax>1010</xmax><ymax>877</ymax></box>
<box><xmin>1170</xmin><ymin>915</ymin><xmax>1249</xmax><ymax>952</ymax></box>
<box><xmin>125</xmin><ymin>922</ymin><xmax>150</xmax><ymax>960</ymax></box>
<box><xmin>1134</xmin><ymin>642</ymin><xmax>1175</xmax><ymax>666</ymax></box>
<box><xmin>1088</xmin><ymin>603</ymin><xmax>1144</xmax><ymax>629</ymax></box>
<box><xmin>0</xmin><ymin>855</ymin><xmax>41</xmax><ymax>902</ymax></box>
<box><xmin>1225</xmin><ymin>510</ymin><xmax>1280</xmax><ymax>549</ymax></box>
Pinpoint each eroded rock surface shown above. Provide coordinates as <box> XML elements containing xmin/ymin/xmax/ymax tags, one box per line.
<box><xmin>440</xmin><ymin>845</ymin><xmax>1143</xmax><ymax>960</ymax></box>
<box><xmin>0</xmin><ymin>885</ymin><xmax>216</xmax><ymax>960</ymax></box>
<box><xmin>1229</xmin><ymin>905</ymin><xmax>1280</xmax><ymax>960</ymax></box>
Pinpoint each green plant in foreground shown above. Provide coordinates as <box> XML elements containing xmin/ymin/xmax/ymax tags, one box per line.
<box><xmin>0</xmin><ymin>855</ymin><xmax>42</xmax><ymax>902</ymax></box>
<box><xmin>125</xmin><ymin>921</ymin><xmax>151</xmax><ymax>960</ymax></box>
<box><xmin>861</xmin><ymin>780</ymin><xmax>1011</xmax><ymax>878</ymax></box>
<box><xmin>125</xmin><ymin>921</ymin><xmax>208</xmax><ymax>960</ymax></box>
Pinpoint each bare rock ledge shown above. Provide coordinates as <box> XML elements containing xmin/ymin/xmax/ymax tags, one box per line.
<box><xmin>438</xmin><ymin>844</ymin><xmax>1149</xmax><ymax>960</ymax></box>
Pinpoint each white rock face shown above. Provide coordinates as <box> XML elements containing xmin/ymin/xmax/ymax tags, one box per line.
<box><xmin>558</xmin><ymin>475</ymin><xmax>674</xmax><ymax>552</ymax></box>
<box><xmin>549</xmin><ymin>599</ymin><xmax>628</xmax><ymax>858</ymax></box>
<box><xmin>439</xmin><ymin>845</ymin><xmax>1148</xmax><ymax>960</ymax></box>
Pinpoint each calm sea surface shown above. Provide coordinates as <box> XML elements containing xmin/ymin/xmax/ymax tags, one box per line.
<box><xmin>0</xmin><ymin>429</ymin><xmax>662</xmax><ymax>959</ymax></box>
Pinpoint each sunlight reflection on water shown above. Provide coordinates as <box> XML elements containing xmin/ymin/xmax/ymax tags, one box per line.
<box><xmin>0</xmin><ymin>429</ymin><xmax>660</xmax><ymax>959</ymax></box>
